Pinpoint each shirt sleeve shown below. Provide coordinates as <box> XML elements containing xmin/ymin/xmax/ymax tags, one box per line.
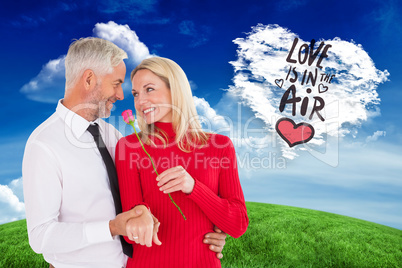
<box><xmin>23</xmin><ymin>141</ymin><xmax>113</xmax><ymax>254</ymax></box>
<box><xmin>187</xmin><ymin>138</ymin><xmax>249</xmax><ymax>238</ymax></box>
<box><xmin>115</xmin><ymin>137</ymin><xmax>144</xmax><ymax>244</ymax></box>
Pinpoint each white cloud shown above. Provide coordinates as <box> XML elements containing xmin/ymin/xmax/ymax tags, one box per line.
<box><xmin>20</xmin><ymin>21</ymin><xmax>152</xmax><ymax>103</ymax></box>
<box><xmin>366</xmin><ymin>130</ymin><xmax>386</xmax><ymax>143</ymax></box>
<box><xmin>228</xmin><ymin>24</ymin><xmax>390</xmax><ymax>159</ymax></box>
<box><xmin>93</xmin><ymin>21</ymin><xmax>151</xmax><ymax>68</ymax></box>
<box><xmin>0</xmin><ymin>178</ymin><xmax>25</xmax><ymax>224</ymax></box>
<box><xmin>20</xmin><ymin>56</ymin><xmax>66</xmax><ymax>103</ymax></box>
<box><xmin>193</xmin><ymin>96</ymin><xmax>230</xmax><ymax>132</ymax></box>
<box><xmin>8</xmin><ymin>178</ymin><xmax>24</xmax><ymax>202</ymax></box>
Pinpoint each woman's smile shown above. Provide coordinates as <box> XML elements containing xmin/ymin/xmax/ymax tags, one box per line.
<box><xmin>132</xmin><ymin>69</ymin><xmax>173</xmax><ymax>124</ymax></box>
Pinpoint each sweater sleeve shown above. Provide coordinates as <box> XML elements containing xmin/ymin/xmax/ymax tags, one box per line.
<box><xmin>115</xmin><ymin>137</ymin><xmax>144</xmax><ymax>244</ymax></box>
<box><xmin>187</xmin><ymin>137</ymin><xmax>249</xmax><ymax>238</ymax></box>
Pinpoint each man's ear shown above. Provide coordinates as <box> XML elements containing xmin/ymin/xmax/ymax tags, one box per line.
<box><xmin>82</xmin><ymin>69</ymin><xmax>97</xmax><ymax>90</ymax></box>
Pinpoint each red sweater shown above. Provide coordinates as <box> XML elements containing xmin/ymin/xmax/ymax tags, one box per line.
<box><xmin>116</xmin><ymin>122</ymin><xmax>248</xmax><ymax>268</ymax></box>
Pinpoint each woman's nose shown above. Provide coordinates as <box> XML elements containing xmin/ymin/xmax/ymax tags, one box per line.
<box><xmin>135</xmin><ymin>93</ymin><xmax>148</xmax><ymax>105</ymax></box>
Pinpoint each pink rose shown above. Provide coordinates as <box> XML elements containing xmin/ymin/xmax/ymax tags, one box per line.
<box><xmin>122</xmin><ymin>109</ymin><xmax>135</xmax><ymax>124</ymax></box>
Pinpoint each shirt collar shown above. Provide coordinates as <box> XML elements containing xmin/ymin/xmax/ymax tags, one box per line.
<box><xmin>56</xmin><ymin>99</ymin><xmax>102</xmax><ymax>139</ymax></box>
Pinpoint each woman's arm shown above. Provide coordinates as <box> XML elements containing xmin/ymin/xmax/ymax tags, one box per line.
<box><xmin>157</xmin><ymin>137</ymin><xmax>249</xmax><ymax>238</ymax></box>
<box><xmin>115</xmin><ymin>137</ymin><xmax>160</xmax><ymax>246</ymax></box>
<box><xmin>188</xmin><ymin>138</ymin><xmax>249</xmax><ymax>238</ymax></box>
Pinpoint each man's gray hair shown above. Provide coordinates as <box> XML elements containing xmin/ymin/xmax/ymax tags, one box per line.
<box><xmin>65</xmin><ymin>37</ymin><xmax>128</xmax><ymax>89</ymax></box>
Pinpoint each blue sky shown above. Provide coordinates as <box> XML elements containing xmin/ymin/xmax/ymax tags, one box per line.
<box><xmin>1</xmin><ymin>0</ymin><xmax>401</xmax><ymax>229</ymax></box>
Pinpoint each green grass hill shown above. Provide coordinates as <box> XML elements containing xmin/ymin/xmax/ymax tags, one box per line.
<box><xmin>1</xmin><ymin>202</ymin><xmax>401</xmax><ymax>267</ymax></box>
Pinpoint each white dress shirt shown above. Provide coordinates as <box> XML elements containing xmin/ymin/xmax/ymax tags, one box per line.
<box><xmin>23</xmin><ymin>100</ymin><xmax>127</xmax><ymax>268</ymax></box>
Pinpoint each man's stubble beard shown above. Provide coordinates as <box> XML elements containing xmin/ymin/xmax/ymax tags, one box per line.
<box><xmin>86</xmin><ymin>83</ymin><xmax>112</xmax><ymax>120</ymax></box>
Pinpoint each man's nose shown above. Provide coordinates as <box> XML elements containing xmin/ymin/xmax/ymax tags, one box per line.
<box><xmin>116</xmin><ymin>86</ymin><xmax>124</xmax><ymax>101</ymax></box>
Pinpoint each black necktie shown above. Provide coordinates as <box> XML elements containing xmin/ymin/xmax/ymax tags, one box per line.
<box><xmin>87</xmin><ymin>123</ymin><xmax>133</xmax><ymax>258</ymax></box>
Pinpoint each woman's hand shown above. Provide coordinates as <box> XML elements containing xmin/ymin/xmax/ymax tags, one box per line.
<box><xmin>156</xmin><ymin>165</ymin><xmax>195</xmax><ymax>194</ymax></box>
<box><xmin>125</xmin><ymin>205</ymin><xmax>161</xmax><ymax>247</ymax></box>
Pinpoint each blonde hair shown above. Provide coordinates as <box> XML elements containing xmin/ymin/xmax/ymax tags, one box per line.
<box><xmin>65</xmin><ymin>37</ymin><xmax>127</xmax><ymax>89</ymax></box>
<box><xmin>131</xmin><ymin>57</ymin><xmax>208</xmax><ymax>152</ymax></box>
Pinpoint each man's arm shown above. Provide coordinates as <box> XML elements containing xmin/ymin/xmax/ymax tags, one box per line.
<box><xmin>23</xmin><ymin>141</ymin><xmax>115</xmax><ymax>253</ymax></box>
<box><xmin>203</xmin><ymin>226</ymin><xmax>227</xmax><ymax>259</ymax></box>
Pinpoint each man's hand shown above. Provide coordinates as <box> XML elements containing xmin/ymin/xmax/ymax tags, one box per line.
<box><xmin>109</xmin><ymin>205</ymin><xmax>161</xmax><ymax>247</ymax></box>
<box><xmin>203</xmin><ymin>226</ymin><xmax>227</xmax><ymax>259</ymax></box>
<box><xmin>109</xmin><ymin>207</ymin><xmax>143</xmax><ymax>237</ymax></box>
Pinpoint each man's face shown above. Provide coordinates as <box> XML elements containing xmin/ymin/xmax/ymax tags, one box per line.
<box><xmin>89</xmin><ymin>61</ymin><xmax>126</xmax><ymax>119</ymax></box>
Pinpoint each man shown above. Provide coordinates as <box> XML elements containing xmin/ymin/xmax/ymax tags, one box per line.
<box><xmin>23</xmin><ymin>37</ymin><xmax>226</xmax><ymax>268</ymax></box>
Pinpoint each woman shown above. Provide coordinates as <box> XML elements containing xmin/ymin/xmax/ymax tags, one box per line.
<box><xmin>116</xmin><ymin>57</ymin><xmax>248</xmax><ymax>267</ymax></box>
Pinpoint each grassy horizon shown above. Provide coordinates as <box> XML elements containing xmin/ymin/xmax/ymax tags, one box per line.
<box><xmin>1</xmin><ymin>202</ymin><xmax>401</xmax><ymax>267</ymax></box>
<box><xmin>223</xmin><ymin>202</ymin><xmax>402</xmax><ymax>267</ymax></box>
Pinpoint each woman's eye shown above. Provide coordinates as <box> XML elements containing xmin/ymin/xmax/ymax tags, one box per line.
<box><xmin>147</xmin><ymin>87</ymin><xmax>155</xmax><ymax>92</ymax></box>
<box><xmin>132</xmin><ymin>92</ymin><xmax>138</xmax><ymax>97</ymax></box>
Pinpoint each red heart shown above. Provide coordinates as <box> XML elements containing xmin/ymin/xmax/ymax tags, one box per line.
<box><xmin>275</xmin><ymin>117</ymin><xmax>315</xmax><ymax>147</ymax></box>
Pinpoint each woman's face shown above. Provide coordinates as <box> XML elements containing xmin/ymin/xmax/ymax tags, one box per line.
<box><xmin>132</xmin><ymin>69</ymin><xmax>173</xmax><ymax>124</ymax></box>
